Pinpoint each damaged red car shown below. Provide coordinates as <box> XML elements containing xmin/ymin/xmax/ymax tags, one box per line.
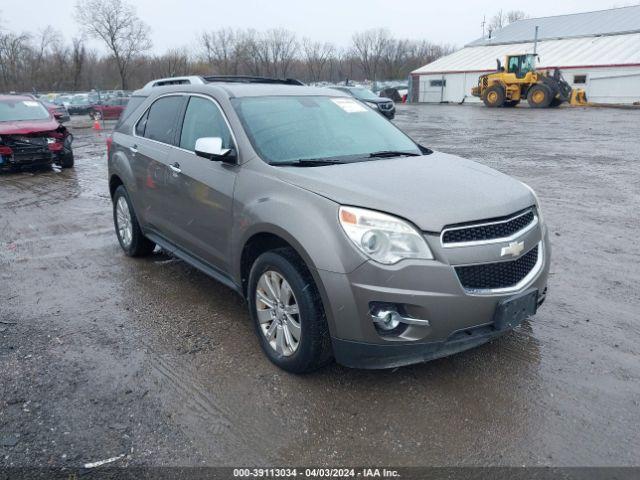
<box><xmin>0</xmin><ymin>95</ymin><xmax>74</xmax><ymax>171</ymax></box>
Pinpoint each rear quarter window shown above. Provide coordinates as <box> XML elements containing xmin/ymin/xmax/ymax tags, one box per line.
<box><xmin>115</xmin><ymin>95</ymin><xmax>146</xmax><ymax>129</ymax></box>
<box><xmin>141</xmin><ymin>96</ymin><xmax>184</xmax><ymax>145</ymax></box>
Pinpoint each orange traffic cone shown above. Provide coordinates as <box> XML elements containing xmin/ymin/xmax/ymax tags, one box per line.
<box><xmin>93</xmin><ymin>119</ymin><xmax>101</xmax><ymax>131</ymax></box>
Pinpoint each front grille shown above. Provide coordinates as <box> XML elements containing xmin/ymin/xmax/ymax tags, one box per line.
<box><xmin>4</xmin><ymin>137</ymin><xmax>53</xmax><ymax>165</ymax></box>
<box><xmin>12</xmin><ymin>152</ymin><xmax>53</xmax><ymax>164</ymax></box>
<box><xmin>455</xmin><ymin>245</ymin><xmax>539</xmax><ymax>291</ymax></box>
<box><xmin>442</xmin><ymin>209</ymin><xmax>535</xmax><ymax>245</ymax></box>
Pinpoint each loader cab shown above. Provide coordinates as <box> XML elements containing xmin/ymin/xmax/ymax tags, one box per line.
<box><xmin>505</xmin><ymin>54</ymin><xmax>537</xmax><ymax>79</ymax></box>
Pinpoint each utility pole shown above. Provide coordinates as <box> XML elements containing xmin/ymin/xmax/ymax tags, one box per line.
<box><xmin>533</xmin><ymin>26</ymin><xmax>539</xmax><ymax>54</ymax></box>
<box><xmin>481</xmin><ymin>16</ymin><xmax>486</xmax><ymax>38</ymax></box>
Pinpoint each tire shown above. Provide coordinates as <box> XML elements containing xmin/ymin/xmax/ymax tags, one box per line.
<box><xmin>527</xmin><ymin>85</ymin><xmax>553</xmax><ymax>108</ymax></box>
<box><xmin>550</xmin><ymin>97</ymin><xmax>563</xmax><ymax>107</ymax></box>
<box><xmin>482</xmin><ymin>85</ymin><xmax>505</xmax><ymax>107</ymax></box>
<box><xmin>504</xmin><ymin>100</ymin><xmax>520</xmax><ymax>108</ymax></box>
<box><xmin>248</xmin><ymin>248</ymin><xmax>332</xmax><ymax>373</ymax></box>
<box><xmin>59</xmin><ymin>151</ymin><xmax>74</xmax><ymax>168</ymax></box>
<box><xmin>112</xmin><ymin>185</ymin><xmax>155</xmax><ymax>257</ymax></box>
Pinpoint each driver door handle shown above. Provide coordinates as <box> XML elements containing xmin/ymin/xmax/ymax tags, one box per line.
<box><xmin>129</xmin><ymin>144</ymin><xmax>138</xmax><ymax>155</ymax></box>
<box><xmin>169</xmin><ymin>162</ymin><xmax>181</xmax><ymax>174</ymax></box>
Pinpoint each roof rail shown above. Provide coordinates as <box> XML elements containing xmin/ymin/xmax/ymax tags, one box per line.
<box><xmin>142</xmin><ymin>76</ymin><xmax>206</xmax><ymax>89</ymax></box>
<box><xmin>202</xmin><ymin>75</ymin><xmax>305</xmax><ymax>86</ymax></box>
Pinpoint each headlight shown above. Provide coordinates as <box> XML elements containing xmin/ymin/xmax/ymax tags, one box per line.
<box><xmin>521</xmin><ymin>182</ymin><xmax>544</xmax><ymax>223</ymax></box>
<box><xmin>339</xmin><ymin>206</ymin><xmax>433</xmax><ymax>265</ymax></box>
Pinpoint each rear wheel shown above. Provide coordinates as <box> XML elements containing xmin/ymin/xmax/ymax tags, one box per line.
<box><xmin>248</xmin><ymin>248</ymin><xmax>332</xmax><ymax>373</ymax></box>
<box><xmin>482</xmin><ymin>85</ymin><xmax>505</xmax><ymax>107</ymax></box>
<box><xmin>112</xmin><ymin>185</ymin><xmax>155</xmax><ymax>257</ymax></box>
<box><xmin>527</xmin><ymin>85</ymin><xmax>553</xmax><ymax>108</ymax></box>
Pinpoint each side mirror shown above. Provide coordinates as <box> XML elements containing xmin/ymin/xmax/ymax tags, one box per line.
<box><xmin>194</xmin><ymin>137</ymin><xmax>236</xmax><ymax>163</ymax></box>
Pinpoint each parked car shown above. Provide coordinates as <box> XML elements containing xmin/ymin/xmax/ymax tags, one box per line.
<box><xmin>108</xmin><ymin>78</ymin><xmax>549</xmax><ymax>372</ymax></box>
<box><xmin>53</xmin><ymin>95</ymin><xmax>73</xmax><ymax>108</ymax></box>
<box><xmin>0</xmin><ymin>95</ymin><xmax>74</xmax><ymax>170</ymax></box>
<box><xmin>40</xmin><ymin>99</ymin><xmax>70</xmax><ymax>123</ymax></box>
<box><xmin>67</xmin><ymin>94</ymin><xmax>92</xmax><ymax>115</ymax></box>
<box><xmin>331</xmin><ymin>86</ymin><xmax>396</xmax><ymax>119</ymax></box>
<box><xmin>89</xmin><ymin>97</ymin><xmax>129</xmax><ymax>120</ymax></box>
<box><xmin>379</xmin><ymin>86</ymin><xmax>409</xmax><ymax>103</ymax></box>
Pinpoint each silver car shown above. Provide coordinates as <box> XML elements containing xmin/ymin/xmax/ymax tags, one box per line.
<box><xmin>108</xmin><ymin>77</ymin><xmax>550</xmax><ymax>373</ymax></box>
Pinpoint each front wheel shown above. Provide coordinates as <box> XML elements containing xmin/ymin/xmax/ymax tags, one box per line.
<box><xmin>248</xmin><ymin>248</ymin><xmax>332</xmax><ymax>373</ymax></box>
<box><xmin>112</xmin><ymin>185</ymin><xmax>155</xmax><ymax>257</ymax></box>
<box><xmin>527</xmin><ymin>85</ymin><xmax>553</xmax><ymax>108</ymax></box>
<box><xmin>482</xmin><ymin>85</ymin><xmax>505</xmax><ymax>107</ymax></box>
<box><xmin>59</xmin><ymin>151</ymin><xmax>74</xmax><ymax>168</ymax></box>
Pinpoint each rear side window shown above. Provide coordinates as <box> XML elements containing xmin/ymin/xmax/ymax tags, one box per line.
<box><xmin>179</xmin><ymin>96</ymin><xmax>233</xmax><ymax>151</ymax></box>
<box><xmin>116</xmin><ymin>95</ymin><xmax>146</xmax><ymax>128</ymax></box>
<box><xmin>143</xmin><ymin>96</ymin><xmax>183</xmax><ymax>145</ymax></box>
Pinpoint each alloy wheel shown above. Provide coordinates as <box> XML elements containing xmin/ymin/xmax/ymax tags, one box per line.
<box><xmin>255</xmin><ymin>270</ymin><xmax>301</xmax><ymax>356</ymax></box>
<box><xmin>115</xmin><ymin>196</ymin><xmax>133</xmax><ymax>248</ymax></box>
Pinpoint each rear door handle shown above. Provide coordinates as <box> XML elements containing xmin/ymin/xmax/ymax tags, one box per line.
<box><xmin>169</xmin><ymin>162</ymin><xmax>181</xmax><ymax>174</ymax></box>
<box><xmin>129</xmin><ymin>144</ymin><xmax>138</xmax><ymax>154</ymax></box>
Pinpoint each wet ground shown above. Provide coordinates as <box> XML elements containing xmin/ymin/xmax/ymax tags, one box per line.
<box><xmin>1</xmin><ymin>106</ymin><xmax>639</xmax><ymax>468</ymax></box>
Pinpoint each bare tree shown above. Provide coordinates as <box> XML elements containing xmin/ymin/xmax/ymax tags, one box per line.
<box><xmin>351</xmin><ymin>28</ymin><xmax>391</xmax><ymax>81</ymax></box>
<box><xmin>506</xmin><ymin>10</ymin><xmax>528</xmax><ymax>24</ymax></box>
<box><xmin>75</xmin><ymin>0</ymin><xmax>151</xmax><ymax>89</ymax></box>
<box><xmin>264</xmin><ymin>29</ymin><xmax>298</xmax><ymax>77</ymax></box>
<box><xmin>152</xmin><ymin>48</ymin><xmax>189</xmax><ymax>78</ymax></box>
<box><xmin>0</xmin><ymin>31</ymin><xmax>31</xmax><ymax>90</ymax></box>
<box><xmin>489</xmin><ymin>9</ymin><xmax>506</xmax><ymax>34</ymax></box>
<box><xmin>71</xmin><ymin>37</ymin><xmax>86</xmax><ymax>90</ymax></box>
<box><xmin>301</xmin><ymin>38</ymin><xmax>334</xmax><ymax>83</ymax></box>
<box><xmin>488</xmin><ymin>9</ymin><xmax>529</xmax><ymax>37</ymax></box>
<box><xmin>200</xmin><ymin>28</ymin><xmax>241</xmax><ymax>75</ymax></box>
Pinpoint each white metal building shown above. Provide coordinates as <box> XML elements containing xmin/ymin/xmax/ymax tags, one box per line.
<box><xmin>411</xmin><ymin>6</ymin><xmax>640</xmax><ymax>105</ymax></box>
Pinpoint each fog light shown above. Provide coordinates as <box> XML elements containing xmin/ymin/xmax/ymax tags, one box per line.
<box><xmin>370</xmin><ymin>302</ymin><xmax>431</xmax><ymax>335</ymax></box>
<box><xmin>370</xmin><ymin>303</ymin><xmax>402</xmax><ymax>331</ymax></box>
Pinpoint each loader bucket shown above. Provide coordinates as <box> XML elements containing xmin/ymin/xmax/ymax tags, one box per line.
<box><xmin>570</xmin><ymin>89</ymin><xmax>588</xmax><ymax>106</ymax></box>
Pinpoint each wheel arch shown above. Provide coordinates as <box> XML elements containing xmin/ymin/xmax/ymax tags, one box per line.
<box><xmin>237</xmin><ymin>225</ymin><xmax>339</xmax><ymax>337</ymax></box>
<box><xmin>109</xmin><ymin>174</ymin><xmax>124</xmax><ymax>198</ymax></box>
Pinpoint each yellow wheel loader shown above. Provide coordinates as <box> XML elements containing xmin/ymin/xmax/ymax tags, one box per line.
<box><xmin>471</xmin><ymin>53</ymin><xmax>588</xmax><ymax>108</ymax></box>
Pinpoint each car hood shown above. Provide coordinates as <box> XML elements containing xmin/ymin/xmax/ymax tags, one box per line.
<box><xmin>275</xmin><ymin>152</ymin><xmax>534</xmax><ymax>232</ymax></box>
<box><xmin>0</xmin><ymin>118</ymin><xmax>60</xmax><ymax>135</ymax></box>
<box><xmin>360</xmin><ymin>97</ymin><xmax>393</xmax><ymax>105</ymax></box>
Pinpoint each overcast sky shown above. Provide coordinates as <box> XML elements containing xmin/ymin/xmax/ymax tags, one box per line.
<box><xmin>3</xmin><ymin>0</ymin><xmax>634</xmax><ymax>52</ymax></box>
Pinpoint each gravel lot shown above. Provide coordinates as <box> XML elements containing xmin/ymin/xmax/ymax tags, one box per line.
<box><xmin>1</xmin><ymin>105</ymin><xmax>639</xmax><ymax>469</ymax></box>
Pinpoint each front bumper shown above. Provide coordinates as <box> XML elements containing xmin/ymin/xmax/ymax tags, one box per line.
<box><xmin>319</xmin><ymin>227</ymin><xmax>550</xmax><ymax>369</ymax></box>
<box><xmin>380</xmin><ymin>107</ymin><xmax>395</xmax><ymax>119</ymax></box>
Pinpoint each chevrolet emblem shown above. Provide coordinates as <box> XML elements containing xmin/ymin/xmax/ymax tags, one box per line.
<box><xmin>501</xmin><ymin>241</ymin><xmax>525</xmax><ymax>258</ymax></box>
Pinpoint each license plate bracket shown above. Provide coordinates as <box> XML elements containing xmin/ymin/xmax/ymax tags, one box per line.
<box><xmin>493</xmin><ymin>289</ymin><xmax>538</xmax><ymax>331</ymax></box>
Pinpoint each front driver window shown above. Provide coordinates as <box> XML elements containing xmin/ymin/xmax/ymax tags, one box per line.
<box><xmin>509</xmin><ymin>57</ymin><xmax>520</xmax><ymax>74</ymax></box>
<box><xmin>179</xmin><ymin>96</ymin><xmax>232</xmax><ymax>152</ymax></box>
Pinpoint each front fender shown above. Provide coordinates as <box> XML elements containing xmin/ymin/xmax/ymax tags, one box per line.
<box><xmin>231</xmin><ymin>169</ymin><xmax>368</xmax><ymax>333</ymax></box>
<box><xmin>232</xmin><ymin>173</ymin><xmax>366</xmax><ymax>278</ymax></box>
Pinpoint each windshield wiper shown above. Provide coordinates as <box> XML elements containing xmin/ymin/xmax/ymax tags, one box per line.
<box><xmin>270</xmin><ymin>158</ymin><xmax>346</xmax><ymax>167</ymax></box>
<box><xmin>367</xmin><ymin>150</ymin><xmax>421</xmax><ymax>158</ymax></box>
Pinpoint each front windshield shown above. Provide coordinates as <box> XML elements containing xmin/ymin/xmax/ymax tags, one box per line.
<box><xmin>71</xmin><ymin>96</ymin><xmax>88</xmax><ymax>105</ymax></box>
<box><xmin>232</xmin><ymin>96</ymin><xmax>420</xmax><ymax>164</ymax></box>
<box><xmin>522</xmin><ymin>55</ymin><xmax>536</xmax><ymax>73</ymax></box>
<box><xmin>0</xmin><ymin>99</ymin><xmax>50</xmax><ymax>122</ymax></box>
<box><xmin>350</xmin><ymin>88</ymin><xmax>379</xmax><ymax>101</ymax></box>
